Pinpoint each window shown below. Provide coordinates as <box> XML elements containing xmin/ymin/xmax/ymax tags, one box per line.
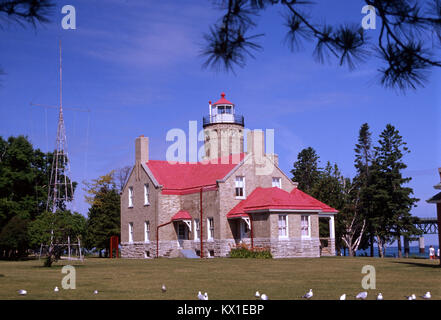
<box><xmin>129</xmin><ymin>222</ymin><xmax>134</xmax><ymax>243</ymax></box>
<box><xmin>278</xmin><ymin>215</ymin><xmax>288</xmax><ymax>239</ymax></box>
<box><xmin>144</xmin><ymin>221</ymin><xmax>150</xmax><ymax>242</ymax></box>
<box><xmin>144</xmin><ymin>184</ymin><xmax>150</xmax><ymax>205</ymax></box>
<box><xmin>301</xmin><ymin>215</ymin><xmax>311</xmax><ymax>238</ymax></box>
<box><xmin>272</xmin><ymin>177</ymin><xmax>282</xmax><ymax>188</ymax></box>
<box><xmin>194</xmin><ymin>219</ymin><xmax>200</xmax><ymax>240</ymax></box>
<box><xmin>128</xmin><ymin>187</ymin><xmax>134</xmax><ymax>208</ymax></box>
<box><xmin>207</xmin><ymin>217</ymin><xmax>214</xmax><ymax>240</ymax></box>
<box><xmin>235</xmin><ymin>176</ymin><xmax>245</xmax><ymax>198</ymax></box>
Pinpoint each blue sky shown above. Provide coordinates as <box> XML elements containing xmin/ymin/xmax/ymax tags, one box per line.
<box><xmin>1</xmin><ymin>1</ymin><xmax>440</xmax><ymax>245</ymax></box>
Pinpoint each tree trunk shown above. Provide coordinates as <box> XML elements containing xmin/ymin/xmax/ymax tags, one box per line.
<box><xmin>376</xmin><ymin>236</ymin><xmax>384</xmax><ymax>258</ymax></box>
<box><xmin>370</xmin><ymin>234</ymin><xmax>374</xmax><ymax>257</ymax></box>
<box><xmin>397</xmin><ymin>235</ymin><xmax>402</xmax><ymax>258</ymax></box>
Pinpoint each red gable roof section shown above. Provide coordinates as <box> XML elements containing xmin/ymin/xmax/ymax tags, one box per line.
<box><xmin>212</xmin><ymin>92</ymin><xmax>234</xmax><ymax>106</ymax></box>
<box><xmin>171</xmin><ymin>210</ymin><xmax>192</xmax><ymax>221</ymax></box>
<box><xmin>146</xmin><ymin>153</ymin><xmax>245</xmax><ymax>195</ymax></box>
<box><xmin>227</xmin><ymin>187</ymin><xmax>338</xmax><ymax>218</ymax></box>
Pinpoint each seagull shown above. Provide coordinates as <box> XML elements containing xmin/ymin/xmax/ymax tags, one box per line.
<box><xmin>339</xmin><ymin>294</ymin><xmax>346</xmax><ymax>300</ymax></box>
<box><xmin>93</xmin><ymin>290</ymin><xmax>99</xmax><ymax>295</ymax></box>
<box><xmin>161</xmin><ymin>284</ymin><xmax>166</xmax><ymax>293</ymax></box>
<box><xmin>260</xmin><ymin>293</ymin><xmax>268</xmax><ymax>300</ymax></box>
<box><xmin>411</xmin><ymin>294</ymin><xmax>416</xmax><ymax>300</ymax></box>
<box><xmin>255</xmin><ymin>291</ymin><xmax>260</xmax><ymax>299</ymax></box>
<box><xmin>54</xmin><ymin>286</ymin><xmax>59</xmax><ymax>292</ymax></box>
<box><xmin>204</xmin><ymin>292</ymin><xmax>208</xmax><ymax>300</ymax></box>
<box><xmin>422</xmin><ymin>292</ymin><xmax>431</xmax><ymax>299</ymax></box>
<box><xmin>198</xmin><ymin>291</ymin><xmax>204</xmax><ymax>300</ymax></box>
<box><xmin>18</xmin><ymin>289</ymin><xmax>27</xmax><ymax>296</ymax></box>
<box><xmin>377</xmin><ymin>293</ymin><xmax>383</xmax><ymax>300</ymax></box>
<box><xmin>355</xmin><ymin>291</ymin><xmax>368</xmax><ymax>300</ymax></box>
<box><xmin>302</xmin><ymin>289</ymin><xmax>313</xmax><ymax>299</ymax></box>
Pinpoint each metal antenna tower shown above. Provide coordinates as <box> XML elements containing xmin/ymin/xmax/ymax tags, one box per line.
<box><xmin>46</xmin><ymin>40</ymin><xmax>74</xmax><ymax>213</ymax></box>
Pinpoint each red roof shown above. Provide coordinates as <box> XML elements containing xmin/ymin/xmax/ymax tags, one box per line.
<box><xmin>146</xmin><ymin>153</ymin><xmax>245</xmax><ymax>195</ymax></box>
<box><xmin>212</xmin><ymin>92</ymin><xmax>234</xmax><ymax>106</ymax></box>
<box><xmin>227</xmin><ymin>187</ymin><xmax>338</xmax><ymax>218</ymax></box>
<box><xmin>171</xmin><ymin>210</ymin><xmax>192</xmax><ymax>221</ymax></box>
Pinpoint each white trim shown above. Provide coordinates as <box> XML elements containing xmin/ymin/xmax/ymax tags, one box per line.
<box><xmin>278</xmin><ymin>214</ymin><xmax>288</xmax><ymax>240</ymax></box>
<box><xmin>183</xmin><ymin>220</ymin><xmax>192</xmax><ymax>232</ymax></box>
<box><xmin>144</xmin><ymin>221</ymin><xmax>150</xmax><ymax>243</ymax></box>
<box><xmin>207</xmin><ymin>217</ymin><xmax>214</xmax><ymax>241</ymax></box>
<box><xmin>235</xmin><ymin>176</ymin><xmax>246</xmax><ymax>199</ymax></box>
<box><xmin>194</xmin><ymin>219</ymin><xmax>200</xmax><ymax>241</ymax></box>
<box><xmin>144</xmin><ymin>183</ymin><xmax>150</xmax><ymax>206</ymax></box>
<box><xmin>140</xmin><ymin>163</ymin><xmax>161</xmax><ymax>188</ymax></box>
<box><xmin>272</xmin><ymin>177</ymin><xmax>282</xmax><ymax>189</ymax></box>
<box><xmin>128</xmin><ymin>222</ymin><xmax>134</xmax><ymax>243</ymax></box>
<box><xmin>301</xmin><ymin>215</ymin><xmax>311</xmax><ymax>239</ymax></box>
<box><xmin>128</xmin><ymin>187</ymin><xmax>134</xmax><ymax>208</ymax></box>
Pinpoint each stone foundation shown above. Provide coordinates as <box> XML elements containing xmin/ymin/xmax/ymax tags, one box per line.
<box><xmin>121</xmin><ymin>237</ymin><xmax>321</xmax><ymax>258</ymax></box>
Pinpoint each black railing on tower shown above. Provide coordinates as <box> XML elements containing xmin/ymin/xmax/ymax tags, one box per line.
<box><xmin>203</xmin><ymin>114</ymin><xmax>244</xmax><ymax>127</ymax></box>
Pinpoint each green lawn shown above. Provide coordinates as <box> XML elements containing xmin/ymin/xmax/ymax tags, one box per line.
<box><xmin>0</xmin><ymin>257</ymin><xmax>440</xmax><ymax>300</ymax></box>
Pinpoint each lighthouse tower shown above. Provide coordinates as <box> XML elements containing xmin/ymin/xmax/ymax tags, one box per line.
<box><xmin>202</xmin><ymin>92</ymin><xmax>244</xmax><ymax>160</ymax></box>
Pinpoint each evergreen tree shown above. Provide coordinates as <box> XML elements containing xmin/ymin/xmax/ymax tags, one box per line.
<box><xmin>291</xmin><ymin>147</ymin><xmax>321</xmax><ymax>194</ymax></box>
<box><xmin>370</xmin><ymin>124</ymin><xmax>420</xmax><ymax>257</ymax></box>
<box><xmin>353</xmin><ymin>123</ymin><xmax>375</xmax><ymax>256</ymax></box>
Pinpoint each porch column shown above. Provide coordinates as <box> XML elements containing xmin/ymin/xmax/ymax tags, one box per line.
<box><xmin>329</xmin><ymin>216</ymin><xmax>335</xmax><ymax>239</ymax></box>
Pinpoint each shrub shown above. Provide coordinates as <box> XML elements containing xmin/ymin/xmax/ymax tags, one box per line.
<box><xmin>229</xmin><ymin>243</ymin><xmax>272</xmax><ymax>259</ymax></box>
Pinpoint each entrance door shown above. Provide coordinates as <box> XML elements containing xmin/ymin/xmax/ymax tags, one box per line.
<box><xmin>240</xmin><ymin>220</ymin><xmax>249</xmax><ymax>241</ymax></box>
<box><xmin>177</xmin><ymin>222</ymin><xmax>188</xmax><ymax>248</ymax></box>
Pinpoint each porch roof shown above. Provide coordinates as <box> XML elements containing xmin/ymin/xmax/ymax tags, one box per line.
<box><xmin>171</xmin><ymin>210</ymin><xmax>192</xmax><ymax>221</ymax></box>
<box><xmin>227</xmin><ymin>187</ymin><xmax>338</xmax><ymax>218</ymax></box>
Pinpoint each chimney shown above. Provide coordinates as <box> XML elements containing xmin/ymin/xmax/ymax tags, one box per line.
<box><xmin>135</xmin><ymin>135</ymin><xmax>149</xmax><ymax>163</ymax></box>
<box><xmin>247</xmin><ymin>130</ymin><xmax>265</xmax><ymax>159</ymax></box>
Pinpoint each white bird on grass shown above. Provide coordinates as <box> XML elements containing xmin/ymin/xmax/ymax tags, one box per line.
<box><xmin>377</xmin><ymin>293</ymin><xmax>383</xmax><ymax>300</ymax></box>
<box><xmin>405</xmin><ymin>294</ymin><xmax>416</xmax><ymax>300</ymax></box>
<box><xmin>204</xmin><ymin>292</ymin><xmax>208</xmax><ymax>300</ymax></box>
<box><xmin>198</xmin><ymin>291</ymin><xmax>204</xmax><ymax>300</ymax></box>
<box><xmin>411</xmin><ymin>294</ymin><xmax>416</xmax><ymax>300</ymax></box>
<box><xmin>339</xmin><ymin>294</ymin><xmax>346</xmax><ymax>300</ymax></box>
<box><xmin>302</xmin><ymin>289</ymin><xmax>313</xmax><ymax>299</ymax></box>
<box><xmin>93</xmin><ymin>290</ymin><xmax>98</xmax><ymax>295</ymax></box>
<box><xmin>355</xmin><ymin>291</ymin><xmax>368</xmax><ymax>300</ymax></box>
<box><xmin>161</xmin><ymin>284</ymin><xmax>166</xmax><ymax>293</ymax></box>
<box><xmin>422</xmin><ymin>292</ymin><xmax>431</xmax><ymax>299</ymax></box>
<box><xmin>260</xmin><ymin>293</ymin><xmax>268</xmax><ymax>300</ymax></box>
<box><xmin>255</xmin><ymin>291</ymin><xmax>260</xmax><ymax>299</ymax></box>
<box><xmin>18</xmin><ymin>289</ymin><xmax>27</xmax><ymax>296</ymax></box>
<box><xmin>54</xmin><ymin>286</ymin><xmax>59</xmax><ymax>292</ymax></box>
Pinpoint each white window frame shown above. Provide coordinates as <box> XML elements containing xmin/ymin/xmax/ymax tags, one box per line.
<box><xmin>194</xmin><ymin>219</ymin><xmax>200</xmax><ymax>241</ymax></box>
<box><xmin>301</xmin><ymin>215</ymin><xmax>311</xmax><ymax>238</ymax></box>
<box><xmin>144</xmin><ymin>183</ymin><xmax>150</xmax><ymax>206</ymax></box>
<box><xmin>129</xmin><ymin>222</ymin><xmax>134</xmax><ymax>243</ymax></box>
<box><xmin>144</xmin><ymin>221</ymin><xmax>150</xmax><ymax>243</ymax></box>
<box><xmin>128</xmin><ymin>186</ymin><xmax>134</xmax><ymax>208</ymax></box>
<box><xmin>272</xmin><ymin>177</ymin><xmax>282</xmax><ymax>188</ymax></box>
<box><xmin>207</xmin><ymin>217</ymin><xmax>214</xmax><ymax>241</ymax></box>
<box><xmin>235</xmin><ymin>176</ymin><xmax>246</xmax><ymax>199</ymax></box>
<box><xmin>278</xmin><ymin>214</ymin><xmax>288</xmax><ymax>239</ymax></box>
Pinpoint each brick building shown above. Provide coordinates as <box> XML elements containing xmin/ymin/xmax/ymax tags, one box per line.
<box><xmin>120</xmin><ymin>93</ymin><xmax>337</xmax><ymax>258</ymax></box>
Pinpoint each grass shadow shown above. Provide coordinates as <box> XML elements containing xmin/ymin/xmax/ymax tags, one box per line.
<box><xmin>390</xmin><ymin>260</ymin><xmax>441</xmax><ymax>269</ymax></box>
